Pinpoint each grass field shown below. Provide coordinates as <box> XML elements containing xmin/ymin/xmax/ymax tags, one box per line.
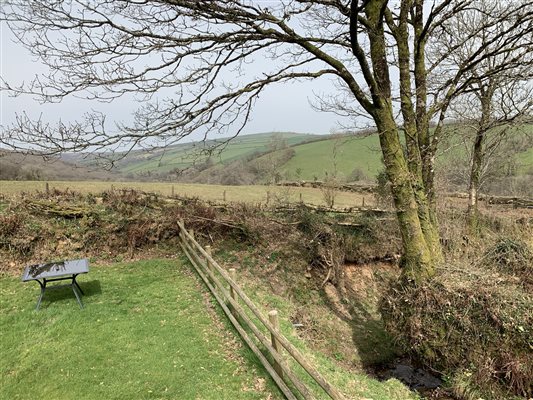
<box><xmin>281</xmin><ymin>135</ymin><xmax>383</xmax><ymax>181</ymax></box>
<box><xmin>0</xmin><ymin>181</ymin><xmax>376</xmax><ymax>208</ymax></box>
<box><xmin>517</xmin><ymin>146</ymin><xmax>533</xmax><ymax>174</ymax></box>
<box><xmin>117</xmin><ymin>132</ymin><xmax>318</xmax><ymax>174</ymax></box>
<box><xmin>117</xmin><ymin>126</ymin><xmax>533</xmax><ymax>181</ymax></box>
<box><xmin>0</xmin><ymin>259</ymin><xmax>278</xmax><ymax>400</ymax></box>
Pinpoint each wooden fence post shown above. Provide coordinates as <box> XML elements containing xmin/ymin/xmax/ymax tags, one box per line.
<box><xmin>171</xmin><ymin>185</ymin><xmax>175</xmax><ymax>197</ymax></box>
<box><xmin>299</xmin><ymin>192</ymin><xmax>303</xmax><ymax>203</ymax></box>
<box><xmin>362</xmin><ymin>197</ymin><xmax>365</xmax><ymax>207</ymax></box>
<box><xmin>45</xmin><ymin>182</ymin><xmax>50</xmax><ymax>194</ymax></box>
<box><xmin>229</xmin><ymin>268</ymin><xmax>238</xmax><ymax>315</ymax></box>
<box><xmin>223</xmin><ymin>190</ymin><xmax>227</xmax><ymax>202</ymax></box>
<box><xmin>205</xmin><ymin>245</ymin><xmax>213</xmax><ymax>274</ymax></box>
<box><xmin>178</xmin><ymin>219</ymin><xmax>184</xmax><ymax>241</ymax></box>
<box><xmin>266</xmin><ymin>191</ymin><xmax>270</xmax><ymax>205</ymax></box>
<box><xmin>268</xmin><ymin>310</ymin><xmax>283</xmax><ymax>379</ymax></box>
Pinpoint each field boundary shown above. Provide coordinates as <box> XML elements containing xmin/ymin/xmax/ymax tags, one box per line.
<box><xmin>177</xmin><ymin>220</ymin><xmax>346</xmax><ymax>400</ymax></box>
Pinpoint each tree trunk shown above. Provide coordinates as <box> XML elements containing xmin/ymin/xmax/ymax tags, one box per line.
<box><xmin>467</xmin><ymin>130</ymin><xmax>484</xmax><ymax>231</ymax></box>
<box><xmin>395</xmin><ymin>0</ymin><xmax>442</xmax><ymax>264</ymax></box>
<box><xmin>375</xmin><ymin>108</ymin><xmax>435</xmax><ymax>284</ymax></box>
<box><xmin>363</xmin><ymin>0</ymin><xmax>437</xmax><ymax>283</ymax></box>
<box><xmin>467</xmin><ymin>84</ymin><xmax>493</xmax><ymax>232</ymax></box>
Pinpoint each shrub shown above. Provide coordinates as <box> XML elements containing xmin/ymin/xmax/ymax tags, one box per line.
<box><xmin>0</xmin><ymin>213</ymin><xmax>25</xmax><ymax>237</ymax></box>
<box><xmin>348</xmin><ymin>167</ymin><xmax>369</xmax><ymax>182</ymax></box>
<box><xmin>481</xmin><ymin>238</ymin><xmax>533</xmax><ymax>285</ymax></box>
<box><xmin>381</xmin><ymin>266</ymin><xmax>533</xmax><ymax>399</ymax></box>
<box><xmin>320</xmin><ymin>177</ymin><xmax>338</xmax><ymax>208</ymax></box>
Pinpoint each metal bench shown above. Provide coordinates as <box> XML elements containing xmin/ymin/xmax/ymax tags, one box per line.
<box><xmin>21</xmin><ymin>259</ymin><xmax>89</xmax><ymax>310</ymax></box>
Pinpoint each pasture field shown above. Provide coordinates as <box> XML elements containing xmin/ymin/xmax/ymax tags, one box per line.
<box><xmin>0</xmin><ymin>259</ymin><xmax>277</xmax><ymax>400</ymax></box>
<box><xmin>0</xmin><ymin>180</ymin><xmax>376</xmax><ymax>208</ymax></box>
<box><xmin>517</xmin><ymin>146</ymin><xmax>533</xmax><ymax>173</ymax></box>
<box><xmin>116</xmin><ymin>132</ymin><xmax>318</xmax><ymax>174</ymax></box>
<box><xmin>281</xmin><ymin>135</ymin><xmax>383</xmax><ymax>181</ymax></box>
<box><xmin>111</xmin><ymin>124</ymin><xmax>533</xmax><ymax>182</ymax></box>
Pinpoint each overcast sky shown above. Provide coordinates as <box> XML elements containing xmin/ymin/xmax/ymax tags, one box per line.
<box><xmin>1</xmin><ymin>21</ymin><xmax>352</xmax><ymax>144</ymax></box>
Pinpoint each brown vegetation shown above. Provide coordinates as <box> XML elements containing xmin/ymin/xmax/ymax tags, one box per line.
<box><xmin>0</xmin><ymin>151</ymin><xmax>120</xmax><ymax>181</ymax></box>
<box><xmin>381</xmin><ymin>262</ymin><xmax>532</xmax><ymax>399</ymax></box>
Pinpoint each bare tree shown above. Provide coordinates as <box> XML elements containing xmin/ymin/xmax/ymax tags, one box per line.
<box><xmin>2</xmin><ymin>1</ymin><xmax>532</xmax><ymax>283</ymax></box>
<box><xmin>453</xmin><ymin>83</ymin><xmax>532</xmax><ymax>229</ymax></box>
<box><xmin>264</xmin><ymin>133</ymin><xmax>289</xmax><ymax>184</ymax></box>
<box><xmin>434</xmin><ymin>0</ymin><xmax>533</xmax><ymax>230</ymax></box>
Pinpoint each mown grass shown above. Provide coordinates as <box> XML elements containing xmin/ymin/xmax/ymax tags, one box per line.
<box><xmin>0</xmin><ymin>181</ymin><xmax>374</xmax><ymax>208</ymax></box>
<box><xmin>0</xmin><ymin>259</ymin><xmax>278</xmax><ymax>400</ymax></box>
<box><xmin>0</xmin><ymin>255</ymin><xmax>417</xmax><ymax>400</ymax></box>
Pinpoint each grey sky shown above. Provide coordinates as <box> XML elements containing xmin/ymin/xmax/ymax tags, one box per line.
<box><xmin>1</xmin><ymin>21</ymin><xmax>350</xmax><ymax>144</ymax></box>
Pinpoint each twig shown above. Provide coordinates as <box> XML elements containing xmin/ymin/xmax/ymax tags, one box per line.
<box><xmin>321</xmin><ymin>267</ymin><xmax>333</xmax><ymax>287</ymax></box>
<box><xmin>189</xmin><ymin>214</ymin><xmax>245</xmax><ymax>231</ymax></box>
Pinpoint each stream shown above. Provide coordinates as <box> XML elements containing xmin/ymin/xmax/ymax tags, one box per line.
<box><xmin>375</xmin><ymin>358</ymin><xmax>456</xmax><ymax>399</ymax></box>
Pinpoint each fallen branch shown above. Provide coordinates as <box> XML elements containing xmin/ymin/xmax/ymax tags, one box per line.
<box><xmin>25</xmin><ymin>200</ymin><xmax>93</xmax><ymax>218</ymax></box>
<box><xmin>189</xmin><ymin>214</ymin><xmax>247</xmax><ymax>232</ymax></box>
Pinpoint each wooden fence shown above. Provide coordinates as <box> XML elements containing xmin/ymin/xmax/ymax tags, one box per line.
<box><xmin>177</xmin><ymin>220</ymin><xmax>346</xmax><ymax>400</ymax></box>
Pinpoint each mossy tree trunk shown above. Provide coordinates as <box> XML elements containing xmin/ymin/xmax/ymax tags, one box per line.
<box><xmin>360</xmin><ymin>0</ymin><xmax>438</xmax><ymax>284</ymax></box>
<box><xmin>393</xmin><ymin>0</ymin><xmax>443</xmax><ymax>263</ymax></box>
<box><xmin>374</xmin><ymin>108</ymin><xmax>435</xmax><ymax>283</ymax></box>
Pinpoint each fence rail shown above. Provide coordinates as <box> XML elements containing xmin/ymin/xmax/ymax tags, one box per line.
<box><xmin>177</xmin><ymin>220</ymin><xmax>346</xmax><ymax>400</ymax></box>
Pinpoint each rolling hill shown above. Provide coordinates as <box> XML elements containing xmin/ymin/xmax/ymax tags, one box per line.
<box><xmin>0</xmin><ymin>151</ymin><xmax>120</xmax><ymax>181</ymax></box>
<box><xmin>109</xmin><ymin>132</ymin><xmax>319</xmax><ymax>175</ymax></box>
<box><xmin>279</xmin><ymin>134</ymin><xmax>383</xmax><ymax>181</ymax></box>
<box><xmin>4</xmin><ymin>125</ymin><xmax>532</xmax><ymax>190</ymax></box>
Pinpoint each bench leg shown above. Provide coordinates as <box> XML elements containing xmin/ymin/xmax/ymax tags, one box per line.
<box><xmin>35</xmin><ymin>280</ymin><xmax>46</xmax><ymax>311</ymax></box>
<box><xmin>72</xmin><ymin>282</ymin><xmax>84</xmax><ymax>309</ymax></box>
<box><xmin>73</xmin><ymin>275</ymin><xmax>84</xmax><ymax>295</ymax></box>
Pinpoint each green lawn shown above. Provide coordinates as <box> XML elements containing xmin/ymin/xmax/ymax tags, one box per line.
<box><xmin>0</xmin><ymin>255</ymin><xmax>420</xmax><ymax>400</ymax></box>
<box><xmin>0</xmin><ymin>259</ymin><xmax>278</xmax><ymax>400</ymax></box>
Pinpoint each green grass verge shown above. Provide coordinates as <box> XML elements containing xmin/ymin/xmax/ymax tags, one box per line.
<box><xmin>0</xmin><ymin>259</ymin><xmax>278</xmax><ymax>400</ymax></box>
<box><xmin>234</xmin><ymin>276</ymin><xmax>419</xmax><ymax>400</ymax></box>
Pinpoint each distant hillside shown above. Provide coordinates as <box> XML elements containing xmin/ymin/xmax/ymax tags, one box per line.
<box><xmin>280</xmin><ymin>134</ymin><xmax>383</xmax><ymax>181</ymax></box>
<box><xmin>0</xmin><ymin>152</ymin><xmax>120</xmax><ymax>181</ymax></box>
<box><xmin>64</xmin><ymin>131</ymin><xmax>320</xmax><ymax>176</ymax></box>
<box><xmin>171</xmin><ymin>124</ymin><xmax>532</xmax><ymax>197</ymax></box>
<box><xmin>8</xmin><ymin>125</ymin><xmax>530</xmax><ymax>195</ymax></box>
